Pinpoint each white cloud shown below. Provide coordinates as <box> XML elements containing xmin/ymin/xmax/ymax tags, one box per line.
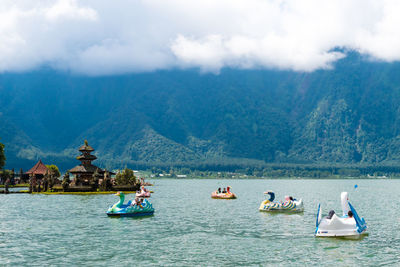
<box><xmin>0</xmin><ymin>0</ymin><xmax>399</xmax><ymax>75</ymax></box>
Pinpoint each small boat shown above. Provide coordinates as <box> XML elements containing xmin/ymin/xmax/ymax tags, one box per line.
<box><xmin>211</xmin><ymin>186</ymin><xmax>237</xmax><ymax>199</ymax></box>
<box><xmin>259</xmin><ymin>191</ymin><xmax>304</xmax><ymax>212</ymax></box>
<box><xmin>106</xmin><ymin>192</ymin><xmax>154</xmax><ymax>217</ymax></box>
<box><xmin>136</xmin><ymin>186</ymin><xmax>151</xmax><ymax>198</ymax></box>
<box><xmin>315</xmin><ymin>192</ymin><xmax>367</xmax><ymax>238</ymax></box>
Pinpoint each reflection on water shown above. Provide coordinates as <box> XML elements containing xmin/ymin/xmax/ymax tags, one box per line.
<box><xmin>7</xmin><ymin>187</ymin><xmax>28</xmax><ymax>192</ymax></box>
<box><xmin>0</xmin><ymin>179</ymin><xmax>398</xmax><ymax>265</ymax></box>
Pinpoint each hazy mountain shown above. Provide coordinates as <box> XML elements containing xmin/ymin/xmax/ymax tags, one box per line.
<box><xmin>2</xmin><ymin>53</ymin><xmax>400</xmax><ymax>170</ymax></box>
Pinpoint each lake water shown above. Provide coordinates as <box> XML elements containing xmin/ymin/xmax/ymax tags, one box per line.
<box><xmin>0</xmin><ymin>179</ymin><xmax>399</xmax><ymax>266</ymax></box>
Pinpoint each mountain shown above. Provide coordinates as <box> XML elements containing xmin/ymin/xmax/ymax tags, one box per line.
<box><xmin>2</xmin><ymin>52</ymin><xmax>400</xmax><ymax>171</ymax></box>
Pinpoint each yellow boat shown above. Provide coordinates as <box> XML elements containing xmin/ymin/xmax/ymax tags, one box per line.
<box><xmin>211</xmin><ymin>186</ymin><xmax>237</xmax><ymax>199</ymax></box>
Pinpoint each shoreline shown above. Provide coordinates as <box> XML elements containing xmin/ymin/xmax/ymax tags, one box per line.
<box><xmin>0</xmin><ymin>190</ymin><xmax>138</xmax><ymax>195</ymax></box>
<box><xmin>29</xmin><ymin>191</ymin><xmax>141</xmax><ymax>195</ymax></box>
<box><xmin>149</xmin><ymin>176</ymin><xmax>396</xmax><ymax>180</ymax></box>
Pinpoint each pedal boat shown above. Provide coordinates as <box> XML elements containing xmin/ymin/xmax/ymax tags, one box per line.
<box><xmin>136</xmin><ymin>186</ymin><xmax>151</xmax><ymax>198</ymax></box>
<box><xmin>259</xmin><ymin>191</ymin><xmax>304</xmax><ymax>212</ymax></box>
<box><xmin>211</xmin><ymin>186</ymin><xmax>237</xmax><ymax>199</ymax></box>
<box><xmin>107</xmin><ymin>192</ymin><xmax>154</xmax><ymax>217</ymax></box>
<box><xmin>315</xmin><ymin>192</ymin><xmax>367</xmax><ymax>238</ymax></box>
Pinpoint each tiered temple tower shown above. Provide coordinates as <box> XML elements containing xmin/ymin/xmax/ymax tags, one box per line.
<box><xmin>69</xmin><ymin>140</ymin><xmax>104</xmax><ymax>186</ymax></box>
<box><xmin>77</xmin><ymin>140</ymin><xmax>97</xmax><ymax>166</ymax></box>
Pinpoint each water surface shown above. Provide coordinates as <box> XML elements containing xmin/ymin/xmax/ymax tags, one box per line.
<box><xmin>0</xmin><ymin>179</ymin><xmax>398</xmax><ymax>266</ymax></box>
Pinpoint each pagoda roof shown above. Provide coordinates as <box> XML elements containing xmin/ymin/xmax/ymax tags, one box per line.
<box><xmin>25</xmin><ymin>160</ymin><xmax>48</xmax><ymax>175</ymax></box>
<box><xmin>69</xmin><ymin>164</ymin><xmax>103</xmax><ymax>174</ymax></box>
<box><xmin>76</xmin><ymin>154</ymin><xmax>97</xmax><ymax>160</ymax></box>
<box><xmin>69</xmin><ymin>165</ymin><xmax>115</xmax><ymax>175</ymax></box>
<box><xmin>79</xmin><ymin>140</ymin><xmax>94</xmax><ymax>152</ymax></box>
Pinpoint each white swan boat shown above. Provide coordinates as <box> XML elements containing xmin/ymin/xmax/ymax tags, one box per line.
<box><xmin>315</xmin><ymin>192</ymin><xmax>367</xmax><ymax>238</ymax></box>
<box><xmin>259</xmin><ymin>191</ymin><xmax>304</xmax><ymax>212</ymax></box>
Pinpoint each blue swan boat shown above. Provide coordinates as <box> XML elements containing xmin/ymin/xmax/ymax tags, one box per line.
<box><xmin>106</xmin><ymin>192</ymin><xmax>154</xmax><ymax>217</ymax></box>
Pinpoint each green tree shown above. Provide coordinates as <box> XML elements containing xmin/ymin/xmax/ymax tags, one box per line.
<box><xmin>0</xmin><ymin>142</ymin><xmax>5</xmax><ymax>170</ymax></box>
<box><xmin>1</xmin><ymin>169</ymin><xmax>12</xmax><ymax>184</ymax></box>
<box><xmin>115</xmin><ymin>168</ymin><xmax>137</xmax><ymax>185</ymax></box>
<box><xmin>62</xmin><ymin>171</ymin><xmax>70</xmax><ymax>191</ymax></box>
<box><xmin>46</xmin><ymin>164</ymin><xmax>61</xmax><ymax>178</ymax></box>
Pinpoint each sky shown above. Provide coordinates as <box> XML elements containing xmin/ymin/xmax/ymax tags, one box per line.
<box><xmin>1</xmin><ymin>0</ymin><xmax>400</xmax><ymax>75</ymax></box>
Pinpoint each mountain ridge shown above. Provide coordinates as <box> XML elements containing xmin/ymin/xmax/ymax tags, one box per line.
<box><xmin>2</xmin><ymin>53</ymin><xmax>400</xmax><ymax>170</ymax></box>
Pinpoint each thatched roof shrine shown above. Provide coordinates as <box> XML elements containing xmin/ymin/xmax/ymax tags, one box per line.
<box><xmin>25</xmin><ymin>160</ymin><xmax>48</xmax><ymax>175</ymax></box>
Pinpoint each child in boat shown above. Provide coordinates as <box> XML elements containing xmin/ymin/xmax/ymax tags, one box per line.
<box><xmin>222</xmin><ymin>188</ymin><xmax>227</xmax><ymax>193</ymax></box>
<box><xmin>218</xmin><ymin>188</ymin><xmax>221</xmax><ymax>193</ymax></box>
<box><xmin>227</xmin><ymin>186</ymin><xmax>231</xmax><ymax>193</ymax></box>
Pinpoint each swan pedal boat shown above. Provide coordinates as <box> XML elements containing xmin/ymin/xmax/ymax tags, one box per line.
<box><xmin>259</xmin><ymin>191</ymin><xmax>304</xmax><ymax>212</ymax></box>
<box><xmin>315</xmin><ymin>192</ymin><xmax>367</xmax><ymax>238</ymax></box>
<box><xmin>107</xmin><ymin>192</ymin><xmax>154</xmax><ymax>217</ymax></box>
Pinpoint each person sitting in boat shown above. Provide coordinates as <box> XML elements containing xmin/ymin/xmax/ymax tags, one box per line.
<box><xmin>222</xmin><ymin>188</ymin><xmax>227</xmax><ymax>193</ymax></box>
<box><xmin>218</xmin><ymin>188</ymin><xmax>221</xmax><ymax>193</ymax></box>
<box><xmin>227</xmin><ymin>186</ymin><xmax>231</xmax><ymax>193</ymax></box>
<box><xmin>139</xmin><ymin>198</ymin><xmax>144</xmax><ymax>207</ymax></box>
<box><xmin>133</xmin><ymin>197</ymin><xmax>143</xmax><ymax>208</ymax></box>
<box><xmin>346</xmin><ymin>210</ymin><xmax>354</xmax><ymax>219</ymax></box>
<box><xmin>326</xmin><ymin>210</ymin><xmax>335</xmax><ymax>219</ymax></box>
<box><xmin>281</xmin><ymin>196</ymin><xmax>294</xmax><ymax>206</ymax></box>
<box><xmin>141</xmin><ymin>186</ymin><xmax>148</xmax><ymax>193</ymax></box>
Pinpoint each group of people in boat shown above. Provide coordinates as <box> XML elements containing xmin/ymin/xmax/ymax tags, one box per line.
<box><xmin>283</xmin><ymin>196</ymin><xmax>294</xmax><ymax>204</ymax></box>
<box><xmin>216</xmin><ymin>186</ymin><xmax>232</xmax><ymax>194</ymax></box>
<box><xmin>326</xmin><ymin>210</ymin><xmax>354</xmax><ymax>220</ymax></box>
<box><xmin>131</xmin><ymin>186</ymin><xmax>151</xmax><ymax>208</ymax></box>
<box><xmin>132</xmin><ymin>197</ymin><xmax>145</xmax><ymax>208</ymax></box>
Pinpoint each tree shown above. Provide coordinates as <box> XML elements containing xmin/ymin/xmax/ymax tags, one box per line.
<box><xmin>1</xmin><ymin>169</ymin><xmax>12</xmax><ymax>185</ymax></box>
<box><xmin>43</xmin><ymin>171</ymin><xmax>49</xmax><ymax>192</ymax></box>
<box><xmin>0</xmin><ymin>142</ymin><xmax>5</xmax><ymax>170</ymax></box>
<box><xmin>46</xmin><ymin>165</ymin><xmax>61</xmax><ymax>178</ymax></box>
<box><xmin>62</xmin><ymin>171</ymin><xmax>70</xmax><ymax>191</ymax></box>
<box><xmin>115</xmin><ymin>168</ymin><xmax>137</xmax><ymax>185</ymax></box>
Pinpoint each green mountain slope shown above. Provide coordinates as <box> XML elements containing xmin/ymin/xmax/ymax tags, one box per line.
<box><xmin>2</xmin><ymin>53</ymin><xmax>400</xmax><ymax>170</ymax></box>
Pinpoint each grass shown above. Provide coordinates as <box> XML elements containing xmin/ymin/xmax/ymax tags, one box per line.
<box><xmin>0</xmin><ymin>184</ymin><xmax>29</xmax><ymax>188</ymax></box>
<box><xmin>28</xmin><ymin>190</ymin><xmax>154</xmax><ymax>195</ymax></box>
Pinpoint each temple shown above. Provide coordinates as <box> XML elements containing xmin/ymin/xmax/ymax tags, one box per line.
<box><xmin>26</xmin><ymin>159</ymin><xmax>49</xmax><ymax>179</ymax></box>
<box><xmin>69</xmin><ymin>140</ymin><xmax>108</xmax><ymax>186</ymax></box>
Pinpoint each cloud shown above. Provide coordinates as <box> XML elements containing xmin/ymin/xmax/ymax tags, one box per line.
<box><xmin>0</xmin><ymin>0</ymin><xmax>399</xmax><ymax>75</ymax></box>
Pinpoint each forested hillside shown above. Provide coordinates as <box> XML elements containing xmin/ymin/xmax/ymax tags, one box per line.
<box><xmin>1</xmin><ymin>53</ymin><xmax>400</xmax><ymax>171</ymax></box>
